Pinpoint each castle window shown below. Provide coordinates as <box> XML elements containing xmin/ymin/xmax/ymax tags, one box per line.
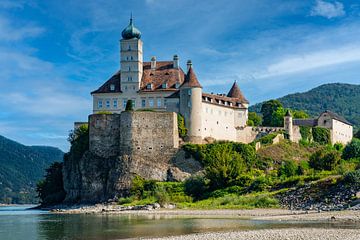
<box><xmin>164</xmin><ymin>99</ymin><xmax>167</xmax><ymax>107</ymax></box>
<box><xmin>141</xmin><ymin>99</ymin><xmax>146</xmax><ymax>107</ymax></box>
<box><xmin>162</xmin><ymin>83</ymin><xmax>167</xmax><ymax>89</ymax></box>
<box><xmin>128</xmin><ymin>66</ymin><xmax>131</xmax><ymax>71</ymax></box>
<box><xmin>128</xmin><ymin>45</ymin><xmax>131</xmax><ymax>51</ymax></box>
<box><xmin>157</xmin><ymin>98</ymin><xmax>162</xmax><ymax>107</ymax></box>
<box><xmin>110</xmin><ymin>84</ymin><xmax>115</xmax><ymax>91</ymax></box>
<box><xmin>188</xmin><ymin>100</ymin><xmax>191</xmax><ymax>107</ymax></box>
<box><xmin>132</xmin><ymin>99</ymin><xmax>136</xmax><ymax>108</ymax></box>
<box><xmin>146</xmin><ymin>84</ymin><xmax>152</xmax><ymax>90</ymax></box>
<box><xmin>106</xmin><ymin>100</ymin><xmax>110</xmax><ymax>108</ymax></box>
<box><xmin>149</xmin><ymin>98</ymin><xmax>154</xmax><ymax>107</ymax></box>
<box><xmin>98</xmin><ymin>100</ymin><xmax>103</xmax><ymax>108</ymax></box>
<box><xmin>126</xmin><ymin>56</ymin><xmax>129</xmax><ymax>60</ymax></box>
<box><xmin>113</xmin><ymin>99</ymin><xmax>118</xmax><ymax>108</ymax></box>
<box><xmin>131</xmin><ymin>56</ymin><xmax>133</xmax><ymax>60</ymax></box>
<box><xmin>123</xmin><ymin>99</ymin><xmax>127</xmax><ymax>108</ymax></box>
<box><xmin>128</xmin><ymin>76</ymin><xmax>132</xmax><ymax>81</ymax></box>
<box><xmin>188</xmin><ymin>89</ymin><xmax>191</xmax><ymax>96</ymax></box>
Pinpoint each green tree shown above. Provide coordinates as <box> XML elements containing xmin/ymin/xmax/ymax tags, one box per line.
<box><xmin>67</xmin><ymin>124</ymin><xmax>89</xmax><ymax>160</ymax></box>
<box><xmin>312</xmin><ymin>127</ymin><xmax>331</xmax><ymax>145</ymax></box>
<box><xmin>292</xmin><ymin>110</ymin><xmax>309</xmax><ymax>119</ymax></box>
<box><xmin>247</xmin><ymin>112</ymin><xmax>262</xmax><ymax>126</ymax></box>
<box><xmin>36</xmin><ymin>162</ymin><xmax>66</xmax><ymax>206</ymax></box>
<box><xmin>125</xmin><ymin>100</ymin><xmax>134</xmax><ymax>111</ymax></box>
<box><xmin>205</xmin><ymin>144</ymin><xmax>246</xmax><ymax>190</ymax></box>
<box><xmin>354</xmin><ymin>130</ymin><xmax>360</xmax><ymax>139</ymax></box>
<box><xmin>271</xmin><ymin>107</ymin><xmax>286</xmax><ymax>127</ymax></box>
<box><xmin>177</xmin><ymin>114</ymin><xmax>187</xmax><ymax>138</ymax></box>
<box><xmin>260</xmin><ymin>100</ymin><xmax>283</xmax><ymax>126</ymax></box>
<box><xmin>342</xmin><ymin>139</ymin><xmax>360</xmax><ymax>160</ymax></box>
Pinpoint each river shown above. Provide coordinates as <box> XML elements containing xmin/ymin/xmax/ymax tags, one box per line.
<box><xmin>0</xmin><ymin>205</ymin><xmax>359</xmax><ymax>240</ymax></box>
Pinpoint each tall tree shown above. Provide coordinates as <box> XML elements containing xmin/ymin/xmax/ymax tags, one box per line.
<box><xmin>260</xmin><ymin>100</ymin><xmax>283</xmax><ymax>126</ymax></box>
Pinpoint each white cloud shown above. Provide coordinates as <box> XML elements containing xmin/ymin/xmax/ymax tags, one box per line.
<box><xmin>311</xmin><ymin>0</ymin><xmax>345</xmax><ymax>19</ymax></box>
<box><xmin>0</xmin><ymin>17</ymin><xmax>44</xmax><ymax>41</ymax></box>
<box><xmin>257</xmin><ymin>45</ymin><xmax>360</xmax><ymax>79</ymax></box>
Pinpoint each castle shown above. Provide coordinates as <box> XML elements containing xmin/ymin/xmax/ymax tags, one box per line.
<box><xmin>88</xmin><ymin>18</ymin><xmax>353</xmax><ymax>146</ymax></box>
<box><xmin>91</xmin><ymin>17</ymin><xmax>249</xmax><ymax>143</ymax></box>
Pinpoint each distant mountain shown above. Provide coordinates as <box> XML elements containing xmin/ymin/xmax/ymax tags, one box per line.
<box><xmin>0</xmin><ymin>135</ymin><xmax>64</xmax><ymax>204</ymax></box>
<box><xmin>250</xmin><ymin>83</ymin><xmax>360</xmax><ymax>130</ymax></box>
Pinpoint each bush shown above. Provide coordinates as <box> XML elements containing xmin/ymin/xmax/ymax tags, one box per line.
<box><xmin>297</xmin><ymin>160</ymin><xmax>309</xmax><ymax>175</ymax></box>
<box><xmin>300</xmin><ymin>126</ymin><xmax>312</xmax><ymax>142</ymax></box>
<box><xmin>309</xmin><ymin>149</ymin><xmax>341</xmax><ymax>171</ymax></box>
<box><xmin>343</xmin><ymin>169</ymin><xmax>360</xmax><ymax>185</ymax></box>
<box><xmin>278</xmin><ymin>160</ymin><xmax>298</xmax><ymax>178</ymax></box>
<box><xmin>67</xmin><ymin>124</ymin><xmax>89</xmax><ymax>160</ymax></box>
<box><xmin>184</xmin><ymin>176</ymin><xmax>208</xmax><ymax>200</ymax></box>
<box><xmin>249</xmin><ymin>176</ymin><xmax>271</xmax><ymax>192</ymax></box>
<box><xmin>342</xmin><ymin>139</ymin><xmax>360</xmax><ymax>160</ymax></box>
<box><xmin>312</xmin><ymin>127</ymin><xmax>331</xmax><ymax>145</ymax></box>
<box><xmin>125</xmin><ymin>100</ymin><xmax>134</xmax><ymax>111</ymax></box>
<box><xmin>177</xmin><ymin>114</ymin><xmax>187</xmax><ymax>139</ymax></box>
<box><xmin>95</xmin><ymin>111</ymin><xmax>112</xmax><ymax>114</ymax></box>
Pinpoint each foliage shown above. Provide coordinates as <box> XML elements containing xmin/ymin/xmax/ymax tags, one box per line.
<box><xmin>95</xmin><ymin>111</ymin><xmax>112</xmax><ymax>114</ymax></box>
<box><xmin>257</xmin><ymin>132</ymin><xmax>281</xmax><ymax>145</ymax></box>
<box><xmin>342</xmin><ymin>138</ymin><xmax>360</xmax><ymax>160</ymax></box>
<box><xmin>297</xmin><ymin>160</ymin><xmax>310</xmax><ymax>175</ymax></box>
<box><xmin>0</xmin><ymin>135</ymin><xmax>64</xmax><ymax>204</ymax></box>
<box><xmin>260</xmin><ymin>100</ymin><xmax>283</xmax><ymax>127</ymax></box>
<box><xmin>271</xmin><ymin>107</ymin><xmax>286</xmax><ymax>127</ymax></box>
<box><xmin>36</xmin><ymin>162</ymin><xmax>66</xmax><ymax>206</ymax></box>
<box><xmin>292</xmin><ymin>110</ymin><xmax>309</xmax><ymax>119</ymax></box>
<box><xmin>177</xmin><ymin>114</ymin><xmax>187</xmax><ymax>139</ymax></box>
<box><xmin>184</xmin><ymin>175</ymin><xmax>208</xmax><ymax>200</ymax></box>
<box><xmin>343</xmin><ymin>169</ymin><xmax>360</xmax><ymax>185</ymax></box>
<box><xmin>125</xmin><ymin>100</ymin><xmax>134</xmax><ymax>111</ymax></box>
<box><xmin>204</xmin><ymin>144</ymin><xmax>246</xmax><ymax>190</ymax></box>
<box><xmin>355</xmin><ymin>130</ymin><xmax>360</xmax><ymax>139</ymax></box>
<box><xmin>312</xmin><ymin>127</ymin><xmax>331</xmax><ymax>145</ymax></box>
<box><xmin>250</xmin><ymin>83</ymin><xmax>360</xmax><ymax>130</ymax></box>
<box><xmin>247</xmin><ymin>112</ymin><xmax>262</xmax><ymax>126</ymax></box>
<box><xmin>309</xmin><ymin>149</ymin><xmax>341</xmax><ymax>171</ymax></box>
<box><xmin>67</xmin><ymin>124</ymin><xmax>89</xmax><ymax>160</ymax></box>
<box><xmin>278</xmin><ymin>160</ymin><xmax>298</xmax><ymax>178</ymax></box>
<box><xmin>300</xmin><ymin>126</ymin><xmax>312</xmax><ymax>142</ymax></box>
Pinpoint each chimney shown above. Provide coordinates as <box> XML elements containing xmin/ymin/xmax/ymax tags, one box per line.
<box><xmin>173</xmin><ymin>54</ymin><xmax>179</xmax><ymax>69</ymax></box>
<box><xmin>151</xmin><ymin>56</ymin><xmax>156</xmax><ymax>70</ymax></box>
<box><xmin>186</xmin><ymin>60</ymin><xmax>192</xmax><ymax>72</ymax></box>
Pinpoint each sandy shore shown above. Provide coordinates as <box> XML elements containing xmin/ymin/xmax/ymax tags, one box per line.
<box><xmin>144</xmin><ymin>228</ymin><xmax>360</xmax><ymax>240</ymax></box>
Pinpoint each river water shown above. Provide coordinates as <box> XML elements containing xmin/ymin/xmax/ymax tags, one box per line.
<box><xmin>0</xmin><ymin>205</ymin><xmax>359</xmax><ymax>240</ymax></box>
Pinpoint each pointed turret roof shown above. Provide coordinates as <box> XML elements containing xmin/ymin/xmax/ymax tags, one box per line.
<box><xmin>181</xmin><ymin>66</ymin><xmax>202</xmax><ymax>88</ymax></box>
<box><xmin>227</xmin><ymin>81</ymin><xmax>248</xmax><ymax>103</ymax></box>
<box><xmin>285</xmin><ymin>110</ymin><xmax>292</xmax><ymax>117</ymax></box>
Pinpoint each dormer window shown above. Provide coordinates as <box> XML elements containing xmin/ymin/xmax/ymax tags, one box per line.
<box><xmin>162</xmin><ymin>83</ymin><xmax>167</xmax><ymax>89</ymax></box>
<box><xmin>146</xmin><ymin>83</ymin><xmax>152</xmax><ymax>90</ymax></box>
<box><xmin>110</xmin><ymin>84</ymin><xmax>115</xmax><ymax>91</ymax></box>
<box><xmin>175</xmin><ymin>82</ymin><xmax>180</xmax><ymax>88</ymax></box>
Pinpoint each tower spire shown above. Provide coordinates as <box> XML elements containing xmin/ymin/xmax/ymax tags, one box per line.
<box><xmin>130</xmin><ymin>12</ymin><xmax>133</xmax><ymax>24</ymax></box>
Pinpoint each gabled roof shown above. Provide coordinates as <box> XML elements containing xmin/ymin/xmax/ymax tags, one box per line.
<box><xmin>91</xmin><ymin>71</ymin><xmax>122</xmax><ymax>94</ymax></box>
<box><xmin>227</xmin><ymin>81</ymin><xmax>248</xmax><ymax>104</ymax></box>
<box><xmin>180</xmin><ymin>66</ymin><xmax>202</xmax><ymax>88</ymax></box>
<box><xmin>140</xmin><ymin>61</ymin><xmax>185</xmax><ymax>92</ymax></box>
<box><xmin>321</xmin><ymin>110</ymin><xmax>352</xmax><ymax>125</ymax></box>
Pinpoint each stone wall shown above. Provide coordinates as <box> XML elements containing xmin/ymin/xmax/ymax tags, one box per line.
<box><xmin>89</xmin><ymin>114</ymin><xmax>121</xmax><ymax>158</ymax></box>
<box><xmin>64</xmin><ymin>111</ymin><xmax>181</xmax><ymax>203</ymax></box>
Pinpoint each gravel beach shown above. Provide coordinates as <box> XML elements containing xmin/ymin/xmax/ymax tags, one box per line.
<box><xmin>145</xmin><ymin>228</ymin><xmax>360</xmax><ymax>240</ymax></box>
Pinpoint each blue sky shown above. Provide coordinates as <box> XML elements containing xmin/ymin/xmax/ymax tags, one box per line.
<box><xmin>0</xmin><ymin>0</ymin><xmax>359</xmax><ymax>151</ymax></box>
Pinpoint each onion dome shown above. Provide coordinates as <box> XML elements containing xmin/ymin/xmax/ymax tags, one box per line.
<box><xmin>181</xmin><ymin>64</ymin><xmax>202</xmax><ymax>88</ymax></box>
<box><xmin>227</xmin><ymin>81</ymin><xmax>248</xmax><ymax>103</ymax></box>
<box><xmin>121</xmin><ymin>17</ymin><xmax>141</xmax><ymax>40</ymax></box>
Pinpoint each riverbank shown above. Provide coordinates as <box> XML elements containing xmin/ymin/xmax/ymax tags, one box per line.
<box><xmin>48</xmin><ymin>203</ymin><xmax>360</xmax><ymax>222</ymax></box>
<box><xmin>144</xmin><ymin>228</ymin><xmax>360</xmax><ymax>240</ymax></box>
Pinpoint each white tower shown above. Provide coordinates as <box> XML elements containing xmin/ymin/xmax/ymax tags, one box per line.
<box><xmin>179</xmin><ymin>61</ymin><xmax>203</xmax><ymax>143</ymax></box>
<box><xmin>120</xmin><ymin>17</ymin><xmax>143</xmax><ymax>93</ymax></box>
<box><xmin>284</xmin><ymin>110</ymin><xmax>294</xmax><ymax>141</ymax></box>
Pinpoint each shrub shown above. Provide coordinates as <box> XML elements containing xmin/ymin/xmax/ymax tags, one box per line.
<box><xmin>343</xmin><ymin>169</ymin><xmax>360</xmax><ymax>185</ymax></box>
<box><xmin>249</xmin><ymin>175</ymin><xmax>271</xmax><ymax>192</ymax></box>
<box><xmin>233</xmin><ymin>143</ymin><xmax>257</xmax><ymax>169</ymax></box>
<box><xmin>247</xmin><ymin>112</ymin><xmax>262</xmax><ymax>126</ymax></box>
<box><xmin>297</xmin><ymin>160</ymin><xmax>309</xmax><ymax>175</ymax></box>
<box><xmin>258</xmin><ymin>133</ymin><xmax>279</xmax><ymax>145</ymax></box>
<box><xmin>312</xmin><ymin>127</ymin><xmax>331</xmax><ymax>145</ymax></box>
<box><xmin>278</xmin><ymin>160</ymin><xmax>298</xmax><ymax>178</ymax></box>
<box><xmin>130</xmin><ymin>175</ymin><xmax>146</xmax><ymax>198</ymax></box>
<box><xmin>177</xmin><ymin>114</ymin><xmax>187</xmax><ymax>139</ymax></box>
<box><xmin>184</xmin><ymin>176</ymin><xmax>208</xmax><ymax>200</ymax></box>
<box><xmin>125</xmin><ymin>100</ymin><xmax>134</xmax><ymax>111</ymax></box>
<box><xmin>309</xmin><ymin>149</ymin><xmax>341</xmax><ymax>171</ymax></box>
<box><xmin>95</xmin><ymin>111</ymin><xmax>112</xmax><ymax>114</ymax></box>
<box><xmin>300</xmin><ymin>126</ymin><xmax>312</xmax><ymax>142</ymax></box>
<box><xmin>67</xmin><ymin>124</ymin><xmax>89</xmax><ymax>160</ymax></box>
<box><xmin>342</xmin><ymin>139</ymin><xmax>360</xmax><ymax>160</ymax></box>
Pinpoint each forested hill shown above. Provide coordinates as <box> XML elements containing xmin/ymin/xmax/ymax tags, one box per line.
<box><xmin>0</xmin><ymin>135</ymin><xmax>64</xmax><ymax>204</ymax></box>
<box><xmin>250</xmin><ymin>83</ymin><xmax>360</xmax><ymax>129</ymax></box>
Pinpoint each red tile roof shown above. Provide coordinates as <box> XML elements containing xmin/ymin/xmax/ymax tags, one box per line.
<box><xmin>227</xmin><ymin>81</ymin><xmax>248</xmax><ymax>103</ymax></box>
<box><xmin>140</xmin><ymin>61</ymin><xmax>185</xmax><ymax>92</ymax></box>
<box><xmin>181</xmin><ymin>66</ymin><xmax>202</xmax><ymax>88</ymax></box>
<box><xmin>91</xmin><ymin>71</ymin><xmax>122</xmax><ymax>94</ymax></box>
